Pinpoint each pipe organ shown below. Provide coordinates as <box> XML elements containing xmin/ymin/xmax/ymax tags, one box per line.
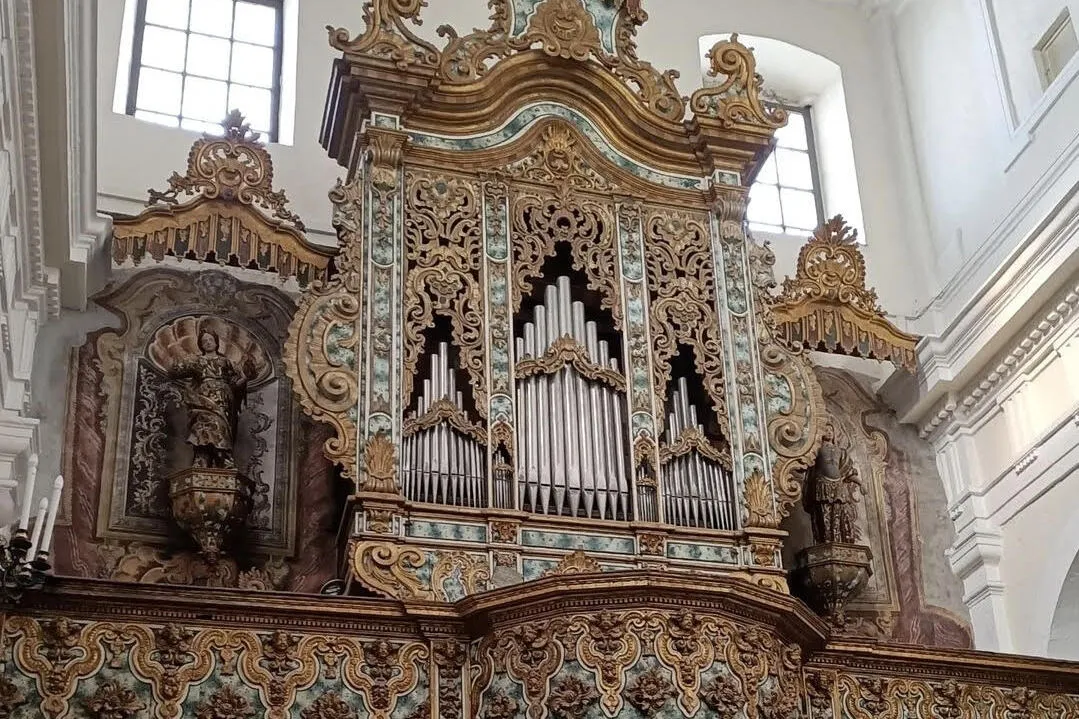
<box><xmin>293</xmin><ymin>0</ymin><xmax>827</xmax><ymax>598</ymax></box>
<box><xmin>662</xmin><ymin>377</ymin><xmax>737</xmax><ymax>530</ymax></box>
<box><xmin>400</xmin><ymin>343</ymin><xmax>487</xmax><ymax>508</ymax></box>
<box><xmin>514</xmin><ymin>276</ymin><xmax>631</xmax><ymax>521</ymax></box>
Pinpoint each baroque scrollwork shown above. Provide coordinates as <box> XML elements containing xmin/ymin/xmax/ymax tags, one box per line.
<box><xmin>644</xmin><ymin>210</ymin><xmax>730</xmax><ymax>443</ymax></box>
<box><xmin>403</xmin><ymin>172</ymin><xmax>487</xmax><ymax>417</ymax></box>
<box><xmin>327</xmin><ymin>0</ymin><xmax>440</xmax><ymax>69</ymax></box>
<box><xmin>403</xmin><ymin>398</ymin><xmax>488</xmax><ymax>446</ymax></box>
<box><xmin>690</xmin><ymin>35</ymin><xmax>787</xmax><ymax>130</ymax></box>
<box><xmin>437</xmin><ymin>0</ymin><xmax>684</xmax><ymax>122</ymax></box>
<box><xmin>511</xmin><ymin>191</ymin><xmax>622</xmax><ymax>327</ymax></box>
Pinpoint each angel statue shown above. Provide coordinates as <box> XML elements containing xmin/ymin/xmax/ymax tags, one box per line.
<box><xmin>169</xmin><ymin>329</ymin><xmax>249</xmax><ymax>469</ymax></box>
<box><xmin>804</xmin><ymin>422</ymin><xmax>863</xmax><ymax>544</ymax></box>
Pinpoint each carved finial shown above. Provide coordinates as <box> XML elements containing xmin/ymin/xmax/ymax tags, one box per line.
<box><xmin>772</xmin><ymin>215</ymin><xmax>920</xmax><ymax>373</ymax></box>
<box><xmin>689</xmin><ymin>34</ymin><xmax>787</xmax><ymax>130</ymax></box>
<box><xmin>145</xmin><ymin>111</ymin><xmax>305</xmax><ymax>231</ymax></box>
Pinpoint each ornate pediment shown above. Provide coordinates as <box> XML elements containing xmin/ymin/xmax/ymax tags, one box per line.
<box><xmin>772</xmin><ymin>216</ymin><xmax>919</xmax><ymax>373</ymax></box>
<box><xmin>112</xmin><ymin>112</ymin><xmax>335</xmax><ymax>288</ymax></box>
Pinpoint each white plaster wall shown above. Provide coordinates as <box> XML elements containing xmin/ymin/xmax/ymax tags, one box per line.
<box><xmin>95</xmin><ymin>0</ymin><xmax>934</xmax><ymax>317</ymax></box>
<box><xmin>893</xmin><ymin>0</ymin><xmax>1079</xmax><ymax>325</ymax></box>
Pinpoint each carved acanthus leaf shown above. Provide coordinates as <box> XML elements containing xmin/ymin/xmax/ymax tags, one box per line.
<box><xmin>690</xmin><ymin>34</ymin><xmax>786</xmax><ymax>130</ymax></box>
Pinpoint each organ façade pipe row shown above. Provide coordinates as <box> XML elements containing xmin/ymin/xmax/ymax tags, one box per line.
<box><xmin>401</xmin><ymin>342</ymin><xmax>487</xmax><ymax>507</ymax></box>
<box><xmin>514</xmin><ymin>276</ymin><xmax>631</xmax><ymax>520</ymax></box>
<box><xmin>661</xmin><ymin>377</ymin><xmax>738</xmax><ymax>530</ymax></box>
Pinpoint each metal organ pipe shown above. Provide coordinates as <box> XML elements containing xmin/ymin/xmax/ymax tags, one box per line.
<box><xmin>401</xmin><ymin>342</ymin><xmax>487</xmax><ymax>507</ymax></box>
<box><xmin>514</xmin><ymin>276</ymin><xmax>631</xmax><ymax>520</ymax></box>
<box><xmin>661</xmin><ymin>377</ymin><xmax>737</xmax><ymax>530</ymax></box>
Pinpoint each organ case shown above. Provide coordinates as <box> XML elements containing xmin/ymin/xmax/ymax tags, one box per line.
<box><xmin>287</xmin><ymin>0</ymin><xmax>826</xmax><ymax>598</ymax></box>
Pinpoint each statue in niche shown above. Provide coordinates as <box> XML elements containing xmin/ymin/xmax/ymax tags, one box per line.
<box><xmin>805</xmin><ymin>422</ymin><xmax>863</xmax><ymax>544</ymax></box>
<box><xmin>168</xmin><ymin>329</ymin><xmax>249</xmax><ymax>469</ymax></box>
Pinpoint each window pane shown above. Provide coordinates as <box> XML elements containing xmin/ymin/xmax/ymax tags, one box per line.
<box><xmin>140</xmin><ymin>25</ymin><xmax>187</xmax><ymax>72</ymax></box>
<box><xmin>135</xmin><ymin>68</ymin><xmax>184</xmax><ymax>114</ymax></box>
<box><xmin>748</xmin><ymin>183</ymin><xmax>782</xmax><ymax>228</ymax></box>
<box><xmin>182</xmin><ymin>76</ymin><xmax>228</xmax><ymax>122</ymax></box>
<box><xmin>776</xmin><ymin>148</ymin><xmax>814</xmax><ymax>191</ymax></box>
<box><xmin>756</xmin><ymin>153</ymin><xmax>778</xmax><ymax>185</ymax></box>
<box><xmin>780</xmin><ymin>188</ymin><xmax>819</xmax><ymax>231</ymax></box>
<box><xmin>228</xmin><ymin>84</ymin><xmax>272</xmax><ymax>133</ymax></box>
<box><xmin>749</xmin><ymin>222</ymin><xmax>784</xmax><ymax>236</ymax></box>
<box><xmin>145</xmin><ymin>0</ymin><xmax>190</xmax><ymax>30</ymax></box>
<box><xmin>181</xmin><ymin>117</ymin><xmax>226</xmax><ymax>135</ymax></box>
<box><xmin>134</xmin><ymin>109</ymin><xmax>180</xmax><ymax>128</ymax></box>
<box><xmin>230</xmin><ymin>42</ymin><xmax>274</xmax><ymax>87</ymax></box>
<box><xmin>189</xmin><ymin>0</ymin><xmax>234</xmax><ymax>37</ymax></box>
<box><xmin>233</xmin><ymin>2</ymin><xmax>277</xmax><ymax>46</ymax></box>
<box><xmin>187</xmin><ymin>33</ymin><xmax>231</xmax><ymax>80</ymax></box>
<box><xmin>774</xmin><ymin>111</ymin><xmax>808</xmax><ymax>151</ymax></box>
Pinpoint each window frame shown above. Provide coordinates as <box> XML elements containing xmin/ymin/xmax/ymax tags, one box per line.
<box><xmin>125</xmin><ymin>0</ymin><xmax>285</xmax><ymax>142</ymax></box>
<box><xmin>748</xmin><ymin>103</ymin><xmax>826</xmax><ymax>237</ymax></box>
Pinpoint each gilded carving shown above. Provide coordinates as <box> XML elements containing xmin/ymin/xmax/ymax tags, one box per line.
<box><xmin>301</xmin><ymin>692</ymin><xmax>356</xmax><ymax>719</ymax></box>
<box><xmin>511</xmin><ymin>190</ymin><xmax>622</xmax><ymax>327</ymax></box>
<box><xmin>515</xmin><ymin>336</ymin><xmax>627</xmax><ymax>392</ymax></box>
<box><xmin>328</xmin><ymin>0</ymin><xmax>439</xmax><ymax>69</ymax></box>
<box><xmin>644</xmin><ymin>210</ymin><xmax>730</xmax><ymax>443</ymax></box>
<box><xmin>196</xmin><ymin>685</ymin><xmax>255</xmax><ymax>719</ymax></box>
<box><xmin>773</xmin><ymin>216</ymin><xmax>919</xmax><ymax>372</ymax></box>
<box><xmin>402</xmin><ymin>172</ymin><xmax>487</xmax><ymax>417</ymax></box>
<box><xmin>83</xmin><ymin>682</ymin><xmax>146</xmax><ymax>719</ymax></box>
<box><xmin>507</xmin><ymin>123</ymin><xmax>613</xmax><ymax>193</ymax></box>
<box><xmin>743</xmin><ymin>468</ymin><xmax>776</xmax><ymax>528</ymax></box>
<box><xmin>549</xmin><ymin>675</ymin><xmax>599</xmax><ymax>719</ymax></box>
<box><xmin>350</xmin><ymin>541</ymin><xmax>435</xmax><ymax>601</ymax></box>
<box><xmin>491</xmin><ymin>521</ymin><xmax>519</xmax><ymax>544</ymax></box>
<box><xmin>430</xmin><ymin>552</ymin><xmax>493</xmax><ymax>598</ymax></box>
<box><xmin>625</xmin><ymin>667</ymin><xmax>676</xmax><ymax>717</ymax></box>
<box><xmin>437</xmin><ymin>0</ymin><xmax>683</xmax><ymax>122</ymax></box>
<box><xmin>358</xmin><ymin>433</ymin><xmax>399</xmax><ymax>494</ymax></box>
<box><xmin>690</xmin><ymin>35</ymin><xmax>787</xmax><ymax>130</ymax></box>
<box><xmin>544</xmin><ymin>550</ymin><xmax>602</xmax><ymax>577</ymax></box>
<box><xmin>403</xmin><ymin>398</ymin><xmax>488</xmax><ymax>445</ymax></box>
<box><xmin>658</xmin><ymin>426</ymin><xmax>732</xmax><ymax>469</ymax></box>
<box><xmin>638</xmin><ymin>533</ymin><xmax>665</xmax><ymax>556</ymax></box>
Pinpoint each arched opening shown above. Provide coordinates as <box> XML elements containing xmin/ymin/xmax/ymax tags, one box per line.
<box><xmin>1048</xmin><ymin>548</ymin><xmax>1079</xmax><ymax>660</ymax></box>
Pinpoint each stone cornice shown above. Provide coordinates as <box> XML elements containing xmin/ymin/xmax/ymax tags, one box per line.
<box><xmin>917</xmin><ymin>277</ymin><xmax>1079</xmax><ymax>440</ymax></box>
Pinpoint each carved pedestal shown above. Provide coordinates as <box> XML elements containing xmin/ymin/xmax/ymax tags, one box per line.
<box><xmin>168</xmin><ymin>467</ymin><xmax>252</xmax><ymax>562</ymax></box>
<box><xmin>793</xmin><ymin>542</ymin><xmax>873</xmax><ymax>621</ymax></box>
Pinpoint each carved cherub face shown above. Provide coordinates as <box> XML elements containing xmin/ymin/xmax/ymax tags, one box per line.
<box><xmin>198</xmin><ymin>331</ymin><xmax>219</xmax><ymax>354</ymax></box>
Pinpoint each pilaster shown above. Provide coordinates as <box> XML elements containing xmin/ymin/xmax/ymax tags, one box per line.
<box><xmin>947</xmin><ymin>521</ymin><xmax>1014</xmax><ymax>652</ymax></box>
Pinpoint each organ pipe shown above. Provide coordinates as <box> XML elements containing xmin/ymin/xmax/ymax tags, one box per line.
<box><xmin>661</xmin><ymin>377</ymin><xmax>737</xmax><ymax>530</ymax></box>
<box><xmin>401</xmin><ymin>342</ymin><xmax>487</xmax><ymax>508</ymax></box>
<box><xmin>514</xmin><ymin>276</ymin><xmax>631</xmax><ymax>520</ymax></box>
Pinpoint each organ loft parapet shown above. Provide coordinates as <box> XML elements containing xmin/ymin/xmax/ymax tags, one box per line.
<box><xmin>286</xmin><ymin>0</ymin><xmax>827</xmax><ymax>600</ymax></box>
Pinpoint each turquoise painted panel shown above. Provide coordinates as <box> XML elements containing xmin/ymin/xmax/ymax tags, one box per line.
<box><xmin>666</xmin><ymin>541</ymin><xmax>740</xmax><ymax>565</ymax></box>
<box><xmin>407</xmin><ymin>520</ymin><xmax>488</xmax><ymax>543</ymax></box>
<box><xmin>407</xmin><ymin>103</ymin><xmax>703</xmax><ymax>190</ymax></box>
<box><xmin>521</xmin><ymin>529</ymin><xmax>635</xmax><ymax>555</ymax></box>
<box><xmin>522</xmin><ymin>558</ymin><xmax>558</xmax><ymax>582</ymax></box>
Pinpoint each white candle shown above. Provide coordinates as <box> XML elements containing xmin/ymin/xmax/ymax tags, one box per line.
<box><xmin>38</xmin><ymin>476</ymin><xmax>63</xmax><ymax>555</ymax></box>
<box><xmin>17</xmin><ymin>453</ymin><xmax>38</xmax><ymax>531</ymax></box>
<box><xmin>26</xmin><ymin>497</ymin><xmax>48</xmax><ymax>557</ymax></box>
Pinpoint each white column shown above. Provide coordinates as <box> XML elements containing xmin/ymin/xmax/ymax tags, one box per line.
<box><xmin>947</xmin><ymin>520</ymin><xmax>1014</xmax><ymax>652</ymax></box>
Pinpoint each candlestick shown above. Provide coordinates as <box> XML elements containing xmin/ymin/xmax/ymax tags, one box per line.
<box><xmin>26</xmin><ymin>497</ymin><xmax>48</xmax><ymax>558</ymax></box>
<box><xmin>17</xmin><ymin>454</ymin><xmax>38</xmax><ymax>531</ymax></box>
<box><xmin>38</xmin><ymin>476</ymin><xmax>62</xmax><ymax>555</ymax></box>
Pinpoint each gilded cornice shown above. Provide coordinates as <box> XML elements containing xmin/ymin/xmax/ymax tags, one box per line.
<box><xmin>112</xmin><ymin>112</ymin><xmax>335</xmax><ymax>286</ymax></box>
<box><xmin>322</xmin><ymin>1</ymin><xmax>783</xmax><ymax>184</ymax></box>
<box><xmin>772</xmin><ymin>216</ymin><xmax>920</xmax><ymax>373</ymax></box>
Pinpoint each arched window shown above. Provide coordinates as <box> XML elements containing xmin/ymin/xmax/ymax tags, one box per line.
<box><xmin>698</xmin><ymin>34</ymin><xmax>864</xmax><ymax>242</ymax></box>
<box><xmin>746</xmin><ymin>104</ymin><xmax>824</xmax><ymax>236</ymax></box>
<box><xmin>122</xmin><ymin>0</ymin><xmax>284</xmax><ymax>140</ymax></box>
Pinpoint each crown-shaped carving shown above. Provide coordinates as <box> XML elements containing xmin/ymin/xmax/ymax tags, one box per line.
<box><xmin>147</xmin><ymin>110</ymin><xmax>305</xmax><ymax>231</ymax></box>
<box><xmin>772</xmin><ymin>216</ymin><xmax>919</xmax><ymax>373</ymax></box>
